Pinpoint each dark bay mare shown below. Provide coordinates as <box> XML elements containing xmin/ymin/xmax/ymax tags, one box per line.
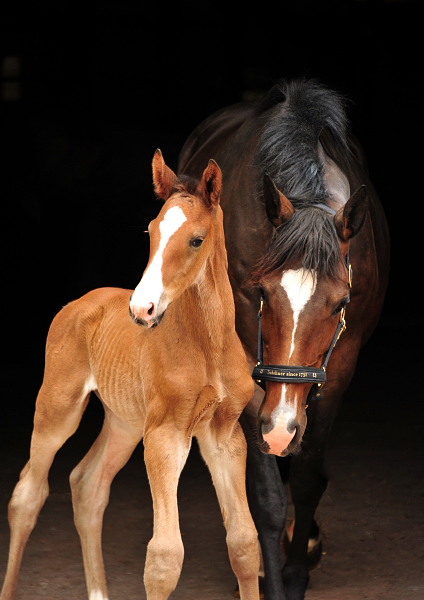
<box><xmin>178</xmin><ymin>78</ymin><xmax>390</xmax><ymax>599</ymax></box>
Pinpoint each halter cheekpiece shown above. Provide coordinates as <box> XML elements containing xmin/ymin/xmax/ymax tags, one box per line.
<box><xmin>251</xmin><ymin>203</ymin><xmax>352</xmax><ymax>401</ymax></box>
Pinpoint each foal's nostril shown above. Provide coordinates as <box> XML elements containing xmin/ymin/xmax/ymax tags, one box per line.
<box><xmin>147</xmin><ymin>303</ymin><xmax>155</xmax><ymax>316</ymax></box>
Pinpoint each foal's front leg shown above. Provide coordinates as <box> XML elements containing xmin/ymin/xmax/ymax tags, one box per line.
<box><xmin>143</xmin><ymin>424</ymin><xmax>191</xmax><ymax>600</ymax></box>
<box><xmin>196</xmin><ymin>419</ymin><xmax>260</xmax><ymax>600</ymax></box>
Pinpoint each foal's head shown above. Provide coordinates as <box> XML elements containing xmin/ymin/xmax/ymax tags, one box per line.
<box><xmin>129</xmin><ymin>149</ymin><xmax>222</xmax><ymax>328</ymax></box>
<box><xmin>252</xmin><ymin>176</ymin><xmax>368</xmax><ymax>456</ymax></box>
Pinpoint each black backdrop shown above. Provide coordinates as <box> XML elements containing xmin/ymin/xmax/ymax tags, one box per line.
<box><xmin>1</xmin><ymin>0</ymin><xmax>421</xmax><ymax>367</ymax></box>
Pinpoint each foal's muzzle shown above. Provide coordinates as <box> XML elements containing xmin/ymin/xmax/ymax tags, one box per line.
<box><xmin>129</xmin><ymin>297</ymin><xmax>164</xmax><ymax>328</ymax></box>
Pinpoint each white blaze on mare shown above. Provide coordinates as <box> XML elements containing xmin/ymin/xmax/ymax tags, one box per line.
<box><xmin>262</xmin><ymin>268</ymin><xmax>317</xmax><ymax>456</ymax></box>
<box><xmin>281</xmin><ymin>268</ymin><xmax>317</xmax><ymax>361</ymax></box>
<box><xmin>131</xmin><ymin>206</ymin><xmax>187</xmax><ymax>312</ymax></box>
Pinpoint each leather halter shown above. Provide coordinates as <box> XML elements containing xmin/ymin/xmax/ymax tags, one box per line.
<box><xmin>251</xmin><ymin>204</ymin><xmax>352</xmax><ymax>401</ymax></box>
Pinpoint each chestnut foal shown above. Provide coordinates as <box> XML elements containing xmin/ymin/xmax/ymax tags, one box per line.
<box><xmin>0</xmin><ymin>150</ymin><xmax>259</xmax><ymax>600</ymax></box>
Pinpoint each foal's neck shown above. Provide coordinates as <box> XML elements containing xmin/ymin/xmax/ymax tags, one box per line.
<box><xmin>185</xmin><ymin>240</ymin><xmax>235</xmax><ymax>345</ymax></box>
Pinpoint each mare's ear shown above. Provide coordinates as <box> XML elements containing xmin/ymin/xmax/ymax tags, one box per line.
<box><xmin>200</xmin><ymin>159</ymin><xmax>222</xmax><ymax>208</ymax></box>
<box><xmin>152</xmin><ymin>149</ymin><xmax>179</xmax><ymax>200</ymax></box>
<box><xmin>263</xmin><ymin>174</ymin><xmax>295</xmax><ymax>227</ymax></box>
<box><xmin>334</xmin><ymin>184</ymin><xmax>368</xmax><ymax>241</ymax></box>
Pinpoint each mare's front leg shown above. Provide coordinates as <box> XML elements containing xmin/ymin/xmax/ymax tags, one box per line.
<box><xmin>196</xmin><ymin>415</ymin><xmax>260</xmax><ymax>600</ymax></box>
<box><xmin>239</xmin><ymin>389</ymin><xmax>288</xmax><ymax>600</ymax></box>
<box><xmin>143</xmin><ymin>423</ymin><xmax>191</xmax><ymax>600</ymax></box>
<box><xmin>281</xmin><ymin>445</ymin><xmax>327</xmax><ymax>600</ymax></box>
<box><xmin>282</xmin><ymin>392</ymin><xmax>339</xmax><ymax>600</ymax></box>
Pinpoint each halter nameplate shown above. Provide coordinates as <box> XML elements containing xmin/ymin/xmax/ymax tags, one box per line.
<box><xmin>251</xmin><ymin>365</ymin><xmax>326</xmax><ymax>385</ymax></box>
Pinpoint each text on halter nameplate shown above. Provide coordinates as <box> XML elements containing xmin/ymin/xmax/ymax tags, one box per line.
<box><xmin>257</xmin><ymin>369</ymin><xmax>318</xmax><ymax>378</ymax></box>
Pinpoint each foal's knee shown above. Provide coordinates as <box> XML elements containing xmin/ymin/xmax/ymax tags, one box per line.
<box><xmin>69</xmin><ymin>466</ymin><xmax>109</xmax><ymax>534</ymax></box>
<box><xmin>144</xmin><ymin>535</ymin><xmax>184</xmax><ymax>599</ymax></box>
<box><xmin>227</xmin><ymin>525</ymin><xmax>260</xmax><ymax>581</ymax></box>
<box><xmin>8</xmin><ymin>473</ymin><xmax>49</xmax><ymax>534</ymax></box>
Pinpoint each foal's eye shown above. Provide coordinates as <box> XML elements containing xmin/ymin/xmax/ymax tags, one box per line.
<box><xmin>190</xmin><ymin>237</ymin><xmax>204</xmax><ymax>249</ymax></box>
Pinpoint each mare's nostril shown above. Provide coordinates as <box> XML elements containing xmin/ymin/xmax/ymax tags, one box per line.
<box><xmin>287</xmin><ymin>419</ymin><xmax>300</xmax><ymax>435</ymax></box>
<box><xmin>260</xmin><ymin>413</ymin><xmax>270</xmax><ymax>426</ymax></box>
<box><xmin>147</xmin><ymin>303</ymin><xmax>155</xmax><ymax>316</ymax></box>
<box><xmin>259</xmin><ymin>411</ymin><xmax>274</xmax><ymax>436</ymax></box>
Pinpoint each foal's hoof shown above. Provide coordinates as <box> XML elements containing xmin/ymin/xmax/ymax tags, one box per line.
<box><xmin>283</xmin><ymin>519</ymin><xmax>323</xmax><ymax>570</ymax></box>
<box><xmin>233</xmin><ymin>576</ymin><xmax>265</xmax><ymax>598</ymax></box>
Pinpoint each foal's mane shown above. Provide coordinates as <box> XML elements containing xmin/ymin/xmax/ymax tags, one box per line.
<box><xmin>171</xmin><ymin>174</ymin><xmax>212</xmax><ymax>210</ymax></box>
<box><xmin>251</xmin><ymin>79</ymin><xmax>350</xmax><ymax>283</ymax></box>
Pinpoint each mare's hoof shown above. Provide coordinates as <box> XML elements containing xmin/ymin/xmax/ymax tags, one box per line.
<box><xmin>282</xmin><ymin>563</ymin><xmax>310</xmax><ymax>600</ymax></box>
<box><xmin>305</xmin><ymin>537</ymin><xmax>322</xmax><ymax>570</ymax></box>
<box><xmin>282</xmin><ymin>519</ymin><xmax>323</xmax><ymax>570</ymax></box>
<box><xmin>233</xmin><ymin>576</ymin><xmax>265</xmax><ymax>598</ymax></box>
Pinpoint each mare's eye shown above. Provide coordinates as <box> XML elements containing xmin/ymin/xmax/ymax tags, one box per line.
<box><xmin>332</xmin><ymin>299</ymin><xmax>347</xmax><ymax>316</ymax></box>
<box><xmin>258</xmin><ymin>286</ymin><xmax>267</xmax><ymax>301</ymax></box>
<box><xmin>190</xmin><ymin>237</ymin><xmax>204</xmax><ymax>249</ymax></box>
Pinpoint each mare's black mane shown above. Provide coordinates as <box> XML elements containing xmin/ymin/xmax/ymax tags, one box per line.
<box><xmin>251</xmin><ymin>79</ymin><xmax>350</xmax><ymax>281</ymax></box>
<box><xmin>251</xmin><ymin>208</ymin><xmax>344</xmax><ymax>282</ymax></box>
<box><xmin>254</xmin><ymin>78</ymin><xmax>349</xmax><ymax>206</ymax></box>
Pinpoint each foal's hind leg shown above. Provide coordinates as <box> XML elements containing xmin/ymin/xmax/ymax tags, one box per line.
<box><xmin>69</xmin><ymin>402</ymin><xmax>143</xmax><ymax>600</ymax></box>
<box><xmin>0</xmin><ymin>377</ymin><xmax>93</xmax><ymax>600</ymax></box>
<box><xmin>196</xmin><ymin>419</ymin><xmax>260</xmax><ymax>600</ymax></box>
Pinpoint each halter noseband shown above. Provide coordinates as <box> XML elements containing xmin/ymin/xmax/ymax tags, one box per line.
<box><xmin>251</xmin><ymin>204</ymin><xmax>351</xmax><ymax>401</ymax></box>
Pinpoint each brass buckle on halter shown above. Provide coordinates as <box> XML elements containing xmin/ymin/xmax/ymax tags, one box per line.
<box><xmin>317</xmin><ymin>366</ymin><xmax>326</xmax><ymax>390</ymax></box>
<box><xmin>338</xmin><ymin>307</ymin><xmax>347</xmax><ymax>340</ymax></box>
<box><xmin>256</xmin><ymin>297</ymin><xmax>265</xmax><ymax>380</ymax></box>
<box><xmin>348</xmin><ymin>263</ymin><xmax>353</xmax><ymax>288</ymax></box>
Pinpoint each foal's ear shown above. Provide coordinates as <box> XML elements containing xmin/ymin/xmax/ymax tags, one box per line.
<box><xmin>200</xmin><ymin>159</ymin><xmax>222</xmax><ymax>208</ymax></box>
<box><xmin>334</xmin><ymin>185</ymin><xmax>368</xmax><ymax>241</ymax></box>
<box><xmin>152</xmin><ymin>149</ymin><xmax>180</xmax><ymax>200</ymax></box>
<box><xmin>263</xmin><ymin>174</ymin><xmax>295</xmax><ymax>227</ymax></box>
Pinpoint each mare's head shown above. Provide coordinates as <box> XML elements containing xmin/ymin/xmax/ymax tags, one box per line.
<box><xmin>252</xmin><ymin>176</ymin><xmax>368</xmax><ymax>456</ymax></box>
<box><xmin>129</xmin><ymin>149</ymin><xmax>222</xmax><ymax>327</ymax></box>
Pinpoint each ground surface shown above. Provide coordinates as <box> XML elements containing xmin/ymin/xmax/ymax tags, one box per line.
<box><xmin>1</xmin><ymin>327</ymin><xmax>423</xmax><ymax>600</ymax></box>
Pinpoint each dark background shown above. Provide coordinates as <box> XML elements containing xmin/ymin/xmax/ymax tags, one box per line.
<box><xmin>1</xmin><ymin>4</ymin><xmax>423</xmax><ymax>596</ymax></box>
<box><xmin>1</xmin><ymin>0</ymin><xmax>421</xmax><ymax>413</ymax></box>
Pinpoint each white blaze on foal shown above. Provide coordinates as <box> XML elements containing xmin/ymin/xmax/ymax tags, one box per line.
<box><xmin>130</xmin><ymin>206</ymin><xmax>187</xmax><ymax>323</ymax></box>
<box><xmin>262</xmin><ymin>268</ymin><xmax>317</xmax><ymax>455</ymax></box>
